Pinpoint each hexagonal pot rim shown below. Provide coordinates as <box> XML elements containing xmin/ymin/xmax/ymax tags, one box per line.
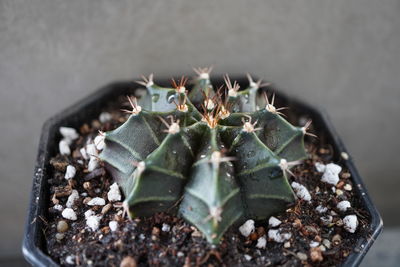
<box><xmin>22</xmin><ymin>78</ymin><xmax>383</xmax><ymax>267</ymax></box>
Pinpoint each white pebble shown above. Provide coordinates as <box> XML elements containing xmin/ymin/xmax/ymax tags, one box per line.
<box><xmin>87</xmin><ymin>197</ymin><xmax>105</xmax><ymax>206</ymax></box>
<box><xmin>99</xmin><ymin>112</ymin><xmax>112</xmax><ymax>123</ymax></box>
<box><xmin>315</xmin><ymin>162</ymin><xmax>326</xmax><ymax>172</ymax></box>
<box><xmin>60</xmin><ymin>127</ymin><xmax>79</xmax><ymax>142</ymax></box>
<box><xmin>256</xmin><ymin>236</ymin><xmax>267</xmax><ymax>249</ymax></box>
<box><xmin>291</xmin><ymin>182</ymin><xmax>311</xmax><ymax>202</ymax></box>
<box><xmin>268</xmin><ymin>229</ymin><xmax>292</xmax><ymax>243</ymax></box>
<box><xmin>344</xmin><ymin>184</ymin><xmax>352</xmax><ymax>191</ymax></box>
<box><xmin>94</xmin><ymin>134</ymin><xmax>105</xmax><ymax>151</ymax></box>
<box><xmin>343</xmin><ymin>215</ymin><xmax>358</xmax><ymax>233</ymax></box>
<box><xmin>87</xmin><ymin>157</ymin><xmax>99</xmax><ymax>172</ymax></box>
<box><xmin>244</xmin><ymin>254</ymin><xmax>252</xmax><ymax>261</ymax></box>
<box><xmin>86</xmin><ymin>215</ymin><xmax>101</xmax><ymax>231</ymax></box>
<box><xmin>310</xmin><ymin>241</ymin><xmax>320</xmax><ymax>247</ymax></box>
<box><xmin>107</xmin><ymin>183</ymin><xmax>121</xmax><ymax>202</ymax></box>
<box><xmin>84</xmin><ymin>209</ymin><xmax>95</xmax><ymax>219</ymax></box>
<box><xmin>109</xmin><ymin>221</ymin><xmax>118</xmax><ymax>232</ymax></box>
<box><xmin>268</xmin><ymin>216</ymin><xmax>282</xmax><ymax>227</ymax></box>
<box><xmin>321</xmin><ymin>163</ymin><xmax>342</xmax><ymax>185</ymax></box>
<box><xmin>53</xmin><ymin>204</ymin><xmax>63</xmax><ymax>211</ymax></box>
<box><xmin>66</xmin><ymin>190</ymin><xmax>79</xmax><ymax>208</ymax></box>
<box><xmin>316</xmin><ymin>205</ymin><xmax>328</xmax><ymax>214</ymax></box>
<box><xmin>64</xmin><ymin>165</ymin><xmax>76</xmax><ymax>180</ymax></box>
<box><xmin>62</xmin><ymin>208</ymin><xmax>77</xmax><ymax>220</ymax></box>
<box><xmin>337</xmin><ymin>200</ymin><xmax>351</xmax><ymax>211</ymax></box>
<box><xmin>86</xmin><ymin>144</ymin><xmax>98</xmax><ymax>157</ymax></box>
<box><xmin>177</xmin><ymin>252</ymin><xmax>184</xmax><ymax>257</ymax></box>
<box><xmin>65</xmin><ymin>255</ymin><xmax>75</xmax><ymax>265</ymax></box>
<box><xmin>162</xmin><ymin>223</ymin><xmax>171</xmax><ymax>232</ymax></box>
<box><xmin>341</xmin><ymin>152</ymin><xmax>349</xmax><ymax>160</ymax></box>
<box><xmin>239</xmin><ymin>219</ymin><xmax>255</xmax><ymax>237</ymax></box>
<box><xmin>59</xmin><ymin>140</ymin><xmax>71</xmax><ymax>155</ymax></box>
<box><xmin>80</xmin><ymin>147</ymin><xmax>89</xmax><ymax>160</ymax></box>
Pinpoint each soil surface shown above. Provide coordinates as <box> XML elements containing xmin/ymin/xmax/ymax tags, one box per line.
<box><xmin>44</xmin><ymin>95</ymin><xmax>372</xmax><ymax>266</ymax></box>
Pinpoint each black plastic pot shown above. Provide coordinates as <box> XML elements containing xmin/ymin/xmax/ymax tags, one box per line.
<box><xmin>22</xmin><ymin>78</ymin><xmax>383</xmax><ymax>266</ymax></box>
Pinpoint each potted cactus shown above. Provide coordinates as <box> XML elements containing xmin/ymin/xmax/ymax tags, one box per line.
<box><xmin>23</xmin><ymin>68</ymin><xmax>382</xmax><ymax>266</ymax></box>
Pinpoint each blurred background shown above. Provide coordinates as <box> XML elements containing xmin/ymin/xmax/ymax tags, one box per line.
<box><xmin>1</xmin><ymin>0</ymin><xmax>399</xmax><ymax>265</ymax></box>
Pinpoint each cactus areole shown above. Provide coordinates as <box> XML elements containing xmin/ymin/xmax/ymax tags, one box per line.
<box><xmin>99</xmin><ymin>68</ymin><xmax>313</xmax><ymax>244</ymax></box>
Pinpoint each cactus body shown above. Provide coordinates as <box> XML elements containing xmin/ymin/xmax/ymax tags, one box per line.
<box><xmin>100</xmin><ymin>69</ymin><xmax>310</xmax><ymax>244</ymax></box>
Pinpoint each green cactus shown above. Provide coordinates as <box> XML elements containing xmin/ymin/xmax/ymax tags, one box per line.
<box><xmin>99</xmin><ymin>68</ymin><xmax>312</xmax><ymax>244</ymax></box>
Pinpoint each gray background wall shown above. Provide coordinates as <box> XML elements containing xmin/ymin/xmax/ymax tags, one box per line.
<box><xmin>1</xmin><ymin>0</ymin><xmax>399</xmax><ymax>263</ymax></box>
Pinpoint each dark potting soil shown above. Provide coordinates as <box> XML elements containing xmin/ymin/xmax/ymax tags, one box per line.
<box><xmin>44</xmin><ymin>95</ymin><xmax>372</xmax><ymax>267</ymax></box>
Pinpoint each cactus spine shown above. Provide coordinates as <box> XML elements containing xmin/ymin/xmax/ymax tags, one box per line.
<box><xmin>99</xmin><ymin>68</ymin><xmax>311</xmax><ymax>244</ymax></box>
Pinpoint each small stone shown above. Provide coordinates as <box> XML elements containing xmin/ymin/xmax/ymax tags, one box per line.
<box><xmin>60</xmin><ymin>127</ymin><xmax>79</xmax><ymax>142</ymax></box>
<box><xmin>322</xmin><ymin>239</ymin><xmax>331</xmax><ymax>249</ymax></box>
<box><xmin>341</xmin><ymin>152</ymin><xmax>349</xmax><ymax>160</ymax></box>
<box><xmin>80</xmin><ymin>147</ymin><xmax>89</xmax><ymax>160</ymax></box>
<box><xmin>84</xmin><ymin>209</ymin><xmax>95</xmax><ymax>219</ymax></box>
<box><xmin>107</xmin><ymin>183</ymin><xmax>122</xmax><ymax>202</ymax></box>
<box><xmin>314</xmin><ymin>162</ymin><xmax>326</xmax><ymax>172</ymax></box>
<box><xmin>256</xmin><ymin>236</ymin><xmax>267</xmax><ymax>249</ymax></box>
<box><xmin>64</xmin><ymin>165</ymin><xmax>76</xmax><ymax>180</ymax></box>
<box><xmin>291</xmin><ymin>182</ymin><xmax>312</xmax><ymax>202</ymax></box>
<box><xmin>297</xmin><ymin>252</ymin><xmax>308</xmax><ymax>261</ymax></box>
<box><xmin>310</xmin><ymin>247</ymin><xmax>323</xmax><ymax>262</ymax></box>
<box><xmin>337</xmin><ymin>200</ymin><xmax>351</xmax><ymax>211</ymax></box>
<box><xmin>244</xmin><ymin>254</ymin><xmax>252</xmax><ymax>261</ymax></box>
<box><xmin>321</xmin><ymin>163</ymin><xmax>342</xmax><ymax>185</ymax></box>
<box><xmin>59</xmin><ymin>140</ymin><xmax>71</xmax><ymax>155</ymax></box>
<box><xmin>344</xmin><ymin>184</ymin><xmax>352</xmax><ymax>191</ymax></box>
<box><xmin>342</xmin><ymin>172</ymin><xmax>351</xmax><ymax>179</ymax></box>
<box><xmin>239</xmin><ymin>219</ymin><xmax>255</xmax><ymax>237</ymax></box>
<box><xmin>249</xmin><ymin>232</ymin><xmax>258</xmax><ymax>241</ymax></box>
<box><xmin>101</xmin><ymin>203</ymin><xmax>112</xmax><ymax>214</ymax></box>
<box><xmin>57</xmin><ymin>220</ymin><xmax>69</xmax><ymax>233</ymax></box>
<box><xmin>87</xmin><ymin>197</ymin><xmax>106</xmax><ymax>206</ymax></box>
<box><xmin>86</xmin><ymin>215</ymin><xmax>101</xmax><ymax>231</ymax></box>
<box><xmin>268</xmin><ymin>216</ymin><xmax>282</xmax><ymax>227</ymax></box>
<box><xmin>53</xmin><ymin>204</ymin><xmax>63</xmax><ymax>211</ymax></box>
<box><xmin>162</xmin><ymin>223</ymin><xmax>171</xmax><ymax>232</ymax></box>
<box><xmin>332</xmin><ymin>234</ymin><xmax>342</xmax><ymax>245</ymax></box>
<box><xmin>55</xmin><ymin>233</ymin><xmax>65</xmax><ymax>241</ymax></box>
<box><xmin>62</xmin><ymin>208</ymin><xmax>77</xmax><ymax>220</ymax></box>
<box><xmin>88</xmin><ymin>157</ymin><xmax>99</xmax><ymax>172</ymax></box>
<box><xmin>310</xmin><ymin>241</ymin><xmax>320</xmax><ymax>247</ymax></box>
<box><xmin>66</xmin><ymin>190</ymin><xmax>79</xmax><ymax>208</ymax></box>
<box><xmin>99</xmin><ymin>112</ymin><xmax>112</xmax><ymax>123</ymax></box>
<box><xmin>316</xmin><ymin>205</ymin><xmax>328</xmax><ymax>214</ymax></box>
<box><xmin>86</xmin><ymin>143</ymin><xmax>98</xmax><ymax>157</ymax></box>
<box><xmin>109</xmin><ymin>221</ymin><xmax>118</xmax><ymax>232</ymax></box>
<box><xmin>284</xmin><ymin>241</ymin><xmax>291</xmax><ymax>248</ymax></box>
<box><xmin>65</xmin><ymin>255</ymin><xmax>75</xmax><ymax>265</ymax></box>
<box><xmin>94</xmin><ymin>134</ymin><xmax>105</xmax><ymax>151</ymax></box>
<box><xmin>177</xmin><ymin>251</ymin><xmax>184</xmax><ymax>257</ymax></box>
<box><xmin>336</xmin><ymin>189</ymin><xmax>344</xmax><ymax>196</ymax></box>
<box><xmin>343</xmin><ymin>215</ymin><xmax>358</xmax><ymax>233</ymax></box>
<box><xmin>120</xmin><ymin>256</ymin><xmax>137</xmax><ymax>267</ymax></box>
<box><xmin>268</xmin><ymin>229</ymin><xmax>292</xmax><ymax>243</ymax></box>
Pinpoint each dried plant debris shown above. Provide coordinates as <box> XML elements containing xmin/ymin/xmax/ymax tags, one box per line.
<box><xmin>45</xmin><ymin>75</ymin><xmax>371</xmax><ymax>267</ymax></box>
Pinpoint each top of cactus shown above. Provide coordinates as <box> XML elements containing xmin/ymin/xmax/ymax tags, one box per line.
<box><xmin>99</xmin><ymin>68</ymin><xmax>313</xmax><ymax>244</ymax></box>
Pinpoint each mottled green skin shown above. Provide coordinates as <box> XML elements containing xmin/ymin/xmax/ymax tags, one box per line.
<box><xmin>100</xmin><ymin>73</ymin><xmax>307</xmax><ymax>244</ymax></box>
